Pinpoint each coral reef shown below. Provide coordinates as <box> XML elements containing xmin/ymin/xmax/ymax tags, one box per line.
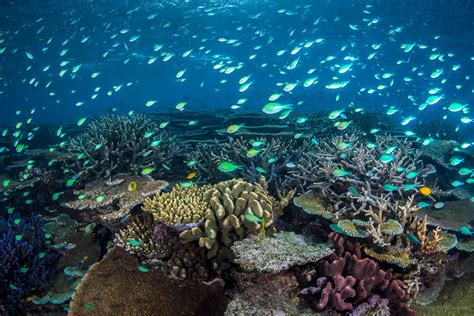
<box><xmin>231</xmin><ymin>231</ymin><xmax>333</xmax><ymax>273</ymax></box>
<box><xmin>185</xmin><ymin>136</ymin><xmax>311</xmax><ymax>192</ymax></box>
<box><xmin>70</xmin><ymin>247</ymin><xmax>227</xmax><ymax>315</ymax></box>
<box><xmin>119</xmin><ymin>177</ymin><xmax>294</xmax><ymax>278</ymax></box>
<box><xmin>0</xmin><ymin>213</ymin><xmax>59</xmax><ymax>313</ymax></box>
<box><xmin>64</xmin><ymin>114</ymin><xmax>180</xmax><ymax>181</ymax></box>
<box><xmin>65</xmin><ymin>174</ymin><xmax>168</xmax><ymax>228</ymax></box>
<box><xmin>298</xmin><ymin>232</ymin><xmax>414</xmax><ymax>315</ymax></box>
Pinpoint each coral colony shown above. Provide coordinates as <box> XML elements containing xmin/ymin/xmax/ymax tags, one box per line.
<box><xmin>1</xmin><ymin>109</ymin><xmax>474</xmax><ymax>314</ymax></box>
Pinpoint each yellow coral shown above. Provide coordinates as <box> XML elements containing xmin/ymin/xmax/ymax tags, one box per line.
<box><xmin>415</xmin><ymin>215</ymin><xmax>443</xmax><ymax>252</ymax></box>
<box><xmin>364</xmin><ymin>247</ymin><xmax>411</xmax><ymax>268</ymax></box>
<box><xmin>142</xmin><ymin>184</ymin><xmax>212</xmax><ymax>225</ymax></box>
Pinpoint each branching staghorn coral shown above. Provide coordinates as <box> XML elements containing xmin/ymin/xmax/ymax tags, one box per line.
<box><xmin>290</xmin><ymin>134</ymin><xmax>435</xmax><ymax>217</ymax></box>
<box><xmin>64</xmin><ymin>114</ymin><xmax>180</xmax><ymax>181</ymax></box>
<box><xmin>291</xmin><ymin>134</ymin><xmax>449</xmax><ymax>270</ymax></box>
<box><xmin>185</xmin><ymin>136</ymin><xmax>311</xmax><ymax>192</ymax></box>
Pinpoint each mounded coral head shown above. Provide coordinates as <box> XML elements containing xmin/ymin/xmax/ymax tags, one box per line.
<box><xmin>198</xmin><ymin>177</ymin><xmax>294</xmax><ymax>273</ymax></box>
<box><xmin>64</xmin><ymin>114</ymin><xmax>180</xmax><ymax>181</ymax></box>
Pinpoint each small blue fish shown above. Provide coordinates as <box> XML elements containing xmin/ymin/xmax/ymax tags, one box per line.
<box><xmin>407</xmin><ymin>233</ymin><xmax>420</xmax><ymax>245</ymax></box>
<box><xmin>459</xmin><ymin>226</ymin><xmax>474</xmax><ymax>237</ymax></box>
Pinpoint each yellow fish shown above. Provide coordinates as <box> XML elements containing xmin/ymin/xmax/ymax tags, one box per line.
<box><xmin>246</xmin><ymin>148</ymin><xmax>262</xmax><ymax>158</ymax></box>
<box><xmin>186</xmin><ymin>172</ymin><xmax>197</xmax><ymax>179</ymax></box>
<box><xmin>128</xmin><ymin>181</ymin><xmax>137</xmax><ymax>192</ymax></box>
<box><xmin>227</xmin><ymin>124</ymin><xmax>245</xmax><ymax>134</ymax></box>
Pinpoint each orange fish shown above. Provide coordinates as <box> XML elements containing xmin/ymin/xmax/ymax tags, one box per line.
<box><xmin>186</xmin><ymin>172</ymin><xmax>197</xmax><ymax>179</ymax></box>
<box><xmin>419</xmin><ymin>186</ymin><xmax>432</xmax><ymax>196</ymax></box>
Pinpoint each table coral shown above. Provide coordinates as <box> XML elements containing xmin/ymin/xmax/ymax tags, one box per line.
<box><xmin>65</xmin><ymin>174</ymin><xmax>168</xmax><ymax>227</ymax></box>
<box><xmin>69</xmin><ymin>247</ymin><xmax>227</xmax><ymax>316</ymax></box>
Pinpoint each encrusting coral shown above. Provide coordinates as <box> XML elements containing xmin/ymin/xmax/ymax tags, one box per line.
<box><xmin>231</xmin><ymin>231</ymin><xmax>333</xmax><ymax>273</ymax></box>
<box><xmin>63</xmin><ymin>114</ymin><xmax>180</xmax><ymax>181</ymax></box>
<box><xmin>65</xmin><ymin>174</ymin><xmax>168</xmax><ymax>227</ymax></box>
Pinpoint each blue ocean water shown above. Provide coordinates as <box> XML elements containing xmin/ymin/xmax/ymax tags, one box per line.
<box><xmin>0</xmin><ymin>0</ymin><xmax>472</xmax><ymax>129</ymax></box>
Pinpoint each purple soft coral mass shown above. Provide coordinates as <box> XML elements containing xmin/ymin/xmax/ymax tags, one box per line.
<box><xmin>0</xmin><ymin>213</ymin><xmax>59</xmax><ymax>314</ymax></box>
<box><xmin>299</xmin><ymin>232</ymin><xmax>415</xmax><ymax>315</ymax></box>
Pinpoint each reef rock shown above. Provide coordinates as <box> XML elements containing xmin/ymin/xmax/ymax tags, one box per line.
<box><xmin>69</xmin><ymin>247</ymin><xmax>227</xmax><ymax>316</ymax></box>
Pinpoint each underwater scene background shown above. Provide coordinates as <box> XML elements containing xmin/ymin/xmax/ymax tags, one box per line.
<box><xmin>0</xmin><ymin>0</ymin><xmax>473</xmax><ymax>315</ymax></box>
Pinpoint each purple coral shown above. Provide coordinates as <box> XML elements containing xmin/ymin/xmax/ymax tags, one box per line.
<box><xmin>298</xmin><ymin>233</ymin><xmax>414</xmax><ymax>315</ymax></box>
<box><xmin>153</xmin><ymin>222</ymin><xmax>169</xmax><ymax>244</ymax></box>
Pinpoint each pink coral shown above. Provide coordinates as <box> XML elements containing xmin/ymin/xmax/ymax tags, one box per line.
<box><xmin>299</xmin><ymin>232</ymin><xmax>415</xmax><ymax>315</ymax></box>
